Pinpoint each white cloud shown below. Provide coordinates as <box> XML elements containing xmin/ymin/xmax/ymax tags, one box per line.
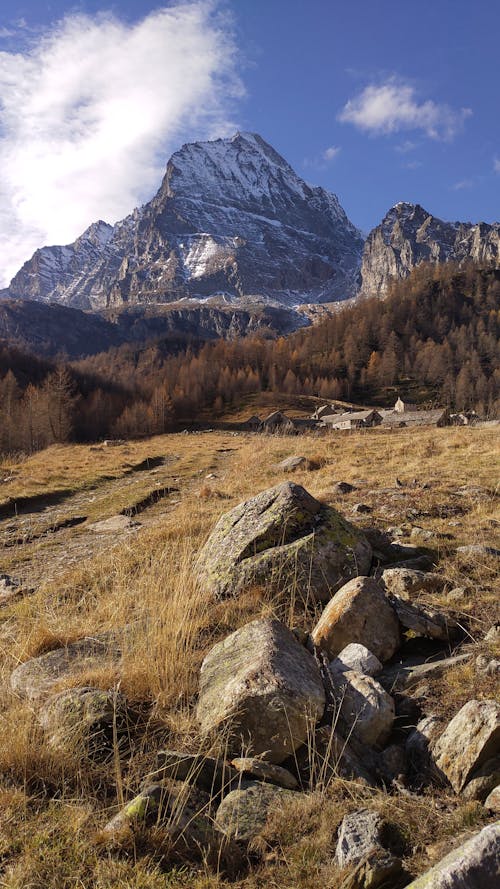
<box><xmin>395</xmin><ymin>140</ymin><xmax>417</xmax><ymax>153</ymax></box>
<box><xmin>338</xmin><ymin>78</ymin><xmax>471</xmax><ymax>141</ymax></box>
<box><xmin>452</xmin><ymin>179</ymin><xmax>474</xmax><ymax>191</ymax></box>
<box><xmin>323</xmin><ymin>145</ymin><xmax>341</xmax><ymax>162</ymax></box>
<box><xmin>0</xmin><ymin>3</ymin><xmax>243</xmax><ymax>286</ymax></box>
<box><xmin>494</xmin><ymin>157</ymin><xmax>500</xmax><ymax>173</ymax></box>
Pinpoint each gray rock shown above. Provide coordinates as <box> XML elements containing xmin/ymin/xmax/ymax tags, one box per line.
<box><xmin>462</xmin><ymin>756</ymin><xmax>500</xmax><ymax>802</ymax></box>
<box><xmin>484</xmin><ymin>625</ymin><xmax>500</xmax><ymax>649</ymax></box>
<box><xmin>297</xmin><ymin>725</ymin><xmax>376</xmax><ymax>788</ymax></box>
<box><xmin>332</xmin><ymin>643</ymin><xmax>382</xmax><ymax>677</ymax></box>
<box><xmin>329</xmin><ymin>667</ymin><xmax>395</xmax><ymax>747</ymax></box>
<box><xmin>484</xmin><ymin>786</ymin><xmax>500</xmax><ymax>813</ymax></box>
<box><xmin>0</xmin><ymin>573</ymin><xmax>21</xmax><ymax>602</ymax></box>
<box><xmin>378</xmin><ymin>744</ymin><xmax>407</xmax><ymax>784</ymax></box>
<box><xmin>336</xmin><ymin>809</ymin><xmax>383</xmax><ymax>867</ymax></box>
<box><xmin>352</xmin><ymin>503</ymin><xmax>372</xmax><ymax>514</ymax></box>
<box><xmin>403</xmin><ymin>820</ymin><xmax>500</xmax><ymax>888</ymax></box>
<box><xmin>273</xmin><ymin>456</ymin><xmax>307</xmax><ymax>472</ymax></box>
<box><xmin>39</xmin><ymin>686</ymin><xmax>130</xmax><ymax>760</ymax></box>
<box><xmin>311</xmin><ymin>577</ymin><xmax>401</xmax><ymax>662</ymax></box>
<box><xmin>456</xmin><ymin>544</ymin><xmax>500</xmax><ymax>558</ymax></box>
<box><xmin>196</xmin><ymin>482</ymin><xmax>372</xmax><ymax>603</ymax></box>
<box><xmin>215</xmin><ymin>781</ymin><xmax>296</xmax><ymax>843</ymax></box>
<box><xmin>230</xmin><ymin>758</ymin><xmax>298</xmax><ymax>790</ymax></box>
<box><xmin>410</xmin><ymin>527</ymin><xmax>434</xmax><ymax>542</ymax></box>
<box><xmin>10</xmin><ymin>634</ymin><xmax>122</xmax><ymax>700</ymax></box>
<box><xmin>432</xmin><ymin>700</ymin><xmax>500</xmax><ymax>792</ymax></box>
<box><xmin>379</xmin><ymin>653</ymin><xmax>473</xmax><ymax>693</ymax></box>
<box><xmin>381</xmin><ymin>568</ymin><xmax>448</xmax><ymax>598</ymax></box>
<box><xmin>406</xmin><ymin>716</ymin><xmax>443</xmax><ymax>781</ymax></box>
<box><xmin>197</xmin><ymin>618</ymin><xmax>325</xmax><ymax>763</ymax></box>
<box><xmin>89</xmin><ymin>515</ymin><xmax>139</xmax><ymax>533</ymax></box>
<box><xmin>333</xmin><ymin>481</ymin><xmax>357</xmax><ymax>495</ymax></box>
<box><xmin>388</xmin><ymin>595</ymin><xmax>457</xmax><ymax>642</ymax></box>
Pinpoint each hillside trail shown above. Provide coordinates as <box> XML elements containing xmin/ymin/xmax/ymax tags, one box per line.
<box><xmin>0</xmin><ymin>436</ymin><xmax>239</xmax><ymax>591</ymax></box>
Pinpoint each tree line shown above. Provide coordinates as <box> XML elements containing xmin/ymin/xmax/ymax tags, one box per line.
<box><xmin>1</xmin><ymin>263</ymin><xmax>499</xmax><ymax>454</ymax></box>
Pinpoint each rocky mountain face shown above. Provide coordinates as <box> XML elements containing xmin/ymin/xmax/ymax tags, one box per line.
<box><xmin>360</xmin><ymin>202</ymin><xmax>500</xmax><ymax>298</ymax></box>
<box><xmin>0</xmin><ymin>298</ymin><xmax>308</xmax><ymax>360</ymax></box>
<box><xmin>2</xmin><ymin>133</ymin><xmax>364</xmax><ymax>310</ymax></box>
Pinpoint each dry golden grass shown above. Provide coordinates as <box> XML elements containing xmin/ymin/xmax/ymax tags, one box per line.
<box><xmin>0</xmin><ymin>424</ymin><xmax>498</xmax><ymax>886</ymax></box>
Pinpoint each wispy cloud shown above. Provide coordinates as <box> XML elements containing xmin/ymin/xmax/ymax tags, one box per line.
<box><xmin>323</xmin><ymin>145</ymin><xmax>341</xmax><ymax>162</ymax></box>
<box><xmin>403</xmin><ymin>160</ymin><xmax>422</xmax><ymax>170</ymax></box>
<box><xmin>494</xmin><ymin>157</ymin><xmax>500</xmax><ymax>173</ymax></box>
<box><xmin>338</xmin><ymin>77</ymin><xmax>471</xmax><ymax>141</ymax></box>
<box><xmin>452</xmin><ymin>178</ymin><xmax>474</xmax><ymax>191</ymax></box>
<box><xmin>395</xmin><ymin>140</ymin><xmax>417</xmax><ymax>153</ymax></box>
<box><xmin>0</xmin><ymin>2</ymin><xmax>243</xmax><ymax>286</ymax></box>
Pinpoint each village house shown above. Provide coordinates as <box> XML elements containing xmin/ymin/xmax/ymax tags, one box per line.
<box><xmin>394</xmin><ymin>397</ymin><xmax>418</xmax><ymax>413</ymax></box>
<box><xmin>321</xmin><ymin>409</ymin><xmax>382</xmax><ymax>430</ymax></box>
<box><xmin>311</xmin><ymin>404</ymin><xmax>338</xmax><ymax>420</ymax></box>
<box><xmin>244</xmin><ymin>415</ymin><xmax>262</xmax><ymax>431</ymax></box>
<box><xmin>259</xmin><ymin>411</ymin><xmax>296</xmax><ymax>433</ymax></box>
<box><xmin>381</xmin><ymin>408</ymin><xmax>450</xmax><ymax>428</ymax></box>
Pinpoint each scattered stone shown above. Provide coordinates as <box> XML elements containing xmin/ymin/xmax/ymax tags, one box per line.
<box><xmin>410</xmin><ymin>527</ymin><xmax>434</xmax><ymax>542</ymax></box>
<box><xmin>484</xmin><ymin>625</ymin><xmax>500</xmax><ymax>649</ymax></box>
<box><xmin>333</xmin><ymin>481</ymin><xmax>357</xmax><ymax>495</ymax></box>
<box><xmin>462</xmin><ymin>756</ymin><xmax>500</xmax><ymax>802</ymax></box>
<box><xmin>484</xmin><ymin>786</ymin><xmax>500</xmax><ymax>812</ymax></box>
<box><xmin>432</xmin><ymin>699</ymin><xmax>500</xmax><ymax>792</ymax></box>
<box><xmin>39</xmin><ymin>686</ymin><xmax>130</xmax><ymax>760</ymax></box>
<box><xmin>332</xmin><ymin>643</ymin><xmax>382</xmax><ymax>677</ymax></box>
<box><xmin>379</xmin><ymin>653</ymin><xmax>473</xmax><ymax>693</ymax></box>
<box><xmin>0</xmin><ymin>573</ymin><xmax>22</xmax><ymax>603</ymax></box>
<box><xmin>149</xmin><ymin>751</ymin><xmax>239</xmax><ymax>796</ymax></box>
<box><xmin>379</xmin><ymin>744</ymin><xmax>406</xmax><ymax>784</ymax></box>
<box><xmin>195</xmin><ymin>481</ymin><xmax>372</xmax><ymax>603</ymax></box>
<box><xmin>215</xmin><ymin>781</ymin><xmax>295</xmax><ymax>843</ymax></box>
<box><xmin>231</xmin><ymin>758</ymin><xmax>298</xmax><ymax>790</ymax></box>
<box><xmin>197</xmin><ymin>618</ymin><xmax>325</xmax><ymax>763</ymax></box>
<box><xmin>381</xmin><ymin>568</ymin><xmax>448</xmax><ymax>599</ymax></box>
<box><xmin>403</xmin><ymin>820</ymin><xmax>500</xmax><ymax>888</ymax></box>
<box><xmin>273</xmin><ymin>456</ymin><xmax>307</xmax><ymax>472</ymax></box>
<box><xmin>10</xmin><ymin>634</ymin><xmax>122</xmax><ymax>701</ymax></box>
<box><xmin>388</xmin><ymin>596</ymin><xmax>457</xmax><ymax>642</ymax></box>
<box><xmin>329</xmin><ymin>667</ymin><xmax>395</xmax><ymax>747</ymax></box>
<box><xmin>447</xmin><ymin>587</ymin><xmax>467</xmax><ymax>602</ymax></box>
<box><xmin>352</xmin><ymin>503</ymin><xmax>372</xmax><ymax>514</ymax></box>
<box><xmin>89</xmin><ymin>515</ymin><xmax>139</xmax><ymax>533</ymax></box>
<box><xmin>336</xmin><ymin>809</ymin><xmax>383</xmax><ymax>867</ymax></box>
<box><xmin>311</xmin><ymin>577</ymin><xmax>401</xmax><ymax>663</ymax></box>
<box><xmin>476</xmin><ymin>656</ymin><xmax>500</xmax><ymax>676</ymax></box>
<box><xmin>456</xmin><ymin>544</ymin><xmax>500</xmax><ymax>558</ymax></box>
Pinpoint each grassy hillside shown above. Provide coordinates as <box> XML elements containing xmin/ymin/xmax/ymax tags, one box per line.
<box><xmin>0</xmin><ymin>425</ymin><xmax>498</xmax><ymax>887</ymax></box>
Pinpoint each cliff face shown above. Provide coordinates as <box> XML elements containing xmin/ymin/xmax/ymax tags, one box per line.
<box><xmin>3</xmin><ymin>133</ymin><xmax>364</xmax><ymax>310</ymax></box>
<box><xmin>360</xmin><ymin>202</ymin><xmax>500</xmax><ymax>298</ymax></box>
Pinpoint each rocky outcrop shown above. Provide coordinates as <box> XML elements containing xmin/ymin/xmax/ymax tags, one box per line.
<box><xmin>196</xmin><ymin>482</ymin><xmax>372</xmax><ymax>603</ymax></box>
<box><xmin>215</xmin><ymin>781</ymin><xmax>296</xmax><ymax>843</ymax></box>
<box><xmin>3</xmin><ymin>132</ymin><xmax>364</xmax><ymax>309</ymax></box>
<box><xmin>360</xmin><ymin>202</ymin><xmax>500</xmax><ymax>298</ymax></box>
<box><xmin>196</xmin><ymin>618</ymin><xmax>325</xmax><ymax>763</ymax></box>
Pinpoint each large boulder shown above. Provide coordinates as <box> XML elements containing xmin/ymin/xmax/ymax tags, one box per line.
<box><xmin>10</xmin><ymin>634</ymin><xmax>122</xmax><ymax>701</ymax></box>
<box><xmin>403</xmin><ymin>821</ymin><xmax>500</xmax><ymax>888</ymax></box>
<box><xmin>196</xmin><ymin>482</ymin><xmax>372</xmax><ymax>602</ymax></box>
<box><xmin>331</xmin><ymin>643</ymin><xmax>382</xmax><ymax>677</ymax></box>
<box><xmin>197</xmin><ymin>618</ymin><xmax>325</xmax><ymax>763</ymax></box>
<box><xmin>311</xmin><ymin>577</ymin><xmax>400</xmax><ymax>662</ymax></box>
<box><xmin>388</xmin><ymin>596</ymin><xmax>457</xmax><ymax>642</ymax></box>
<box><xmin>432</xmin><ymin>700</ymin><xmax>500</xmax><ymax>792</ymax></box>
<box><xmin>381</xmin><ymin>568</ymin><xmax>448</xmax><ymax>598</ymax></box>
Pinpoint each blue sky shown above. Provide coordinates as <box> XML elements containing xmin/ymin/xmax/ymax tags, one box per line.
<box><xmin>0</xmin><ymin>0</ymin><xmax>498</xmax><ymax>283</ymax></box>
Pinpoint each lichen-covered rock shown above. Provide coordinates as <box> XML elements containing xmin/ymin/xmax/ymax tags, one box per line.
<box><xmin>231</xmin><ymin>758</ymin><xmax>298</xmax><ymax>789</ymax></box>
<box><xmin>336</xmin><ymin>808</ymin><xmax>404</xmax><ymax>888</ymax></box>
<box><xmin>329</xmin><ymin>666</ymin><xmax>395</xmax><ymax>747</ymax></box>
<box><xmin>196</xmin><ymin>482</ymin><xmax>372</xmax><ymax>602</ymax></box>
<box><xmin>484</xmin><ymin>786</ymin><xmax>500</xmax><ymax>813</ymax></box>
<box><xmin>432</xmin><ymin>700</ymin><xmax>500</xmax><ymax>792</ymax></box>
<box><xmin>406</xmin><ymin>716</ymin><xmax>443</xmax><ymax>782</ymax></box>
<box><xmin>462</xmin><ymin>756</ymin><xmax>500</xmax><ymax>802</ymax></box>
<box><xmin>215</xmin><ymin>781</ymin><xmax>296</xmax><ymax>843</ymax></box>
<box><xmin>403</xmin><ymin>820</ymin><xmax>500</xmax><ymax>888</ymax></box>
<box><xmin>39</xmin><ymin>686</ymin><xmax>130</xmax><ymax>760</ymax></box>
<box><xmin>0</xmin><ymin>573</ymin><xmax>22</xmax><ymax>603</ymax></box>
<box><xmin>273</xmin><ymin>456</ymin><xmax>307</xmax><ymax>472</ymax></box>
<box><xmin>311</xmin><ymin>577</ymin><xmax>400</xmax><ymax>662</ymax></box>
<box><xmin>10</xmin><ymin>634</ymin><xmax>122</xmax><ymax>700</ymax></box>
<box><xmin>332</xmin><ymin>643</ymin><xmax>382</xmax><ymax>677</ymax></box>
<box><xmin>197</xmin><ymin>618</ymin><xmax>325</xmax><ymax>763</ymax></box>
